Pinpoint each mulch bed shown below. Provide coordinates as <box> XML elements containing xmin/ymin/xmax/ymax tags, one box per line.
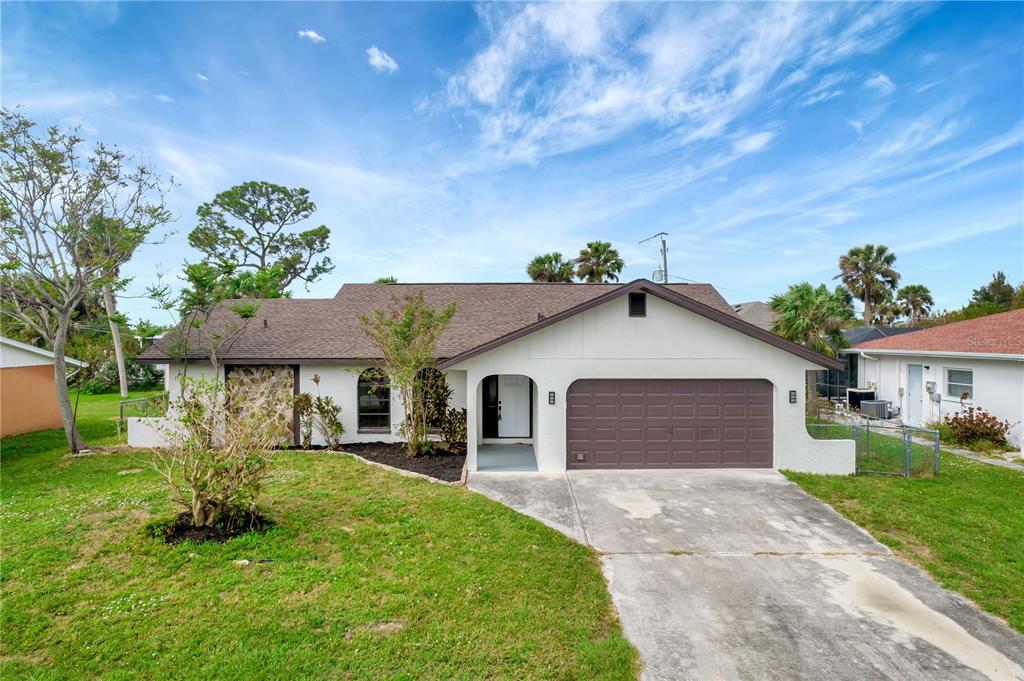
<box><xmin>150</xmin><ymin>511</ymin><xmax>274</xmax><ymax>545</ymax></box>
<box><xmin>342</xmin><ymin>441</ymin><xmax>466</xmax><ymax>483</ymax></box>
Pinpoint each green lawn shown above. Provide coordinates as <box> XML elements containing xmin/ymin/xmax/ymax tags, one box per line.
<box><xmin>1</xmin><ymin>393</ymin><xmax>638</xmax><ymax>679</ymax></box>
<box><xmin>785</xmin><ymin>453</ymin><xmax>1024</xmax><ymax>634</ymax></box>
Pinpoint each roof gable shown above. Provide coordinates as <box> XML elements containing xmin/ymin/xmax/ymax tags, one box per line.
<box><xmin>437</xmin><ymin>279</ymin><xmax>843</xmax><ymax>370</ymax></box>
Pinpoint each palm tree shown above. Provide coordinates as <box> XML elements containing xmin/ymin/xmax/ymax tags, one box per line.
<box><xmin>526</xmin><ymin>252</ymin><xmax>575</xmax><ymax>283</ymax></box>
<box><xmin>769</xmin><ymin>283</ymin><xmax>853</xmax><ymax>358</ymax></box>
<box><xmin>835</xmin><ymin>243</ymin><xmax>901</xmax><ymax>325</ymax></box>
<box><xmin>896</xmin><ymin>284</ymin><xmax>933</xmax><ymax>325</ymax></box>
<box><xmin>575</xmin><ymin>241</ymin><xmax>625</xmax><ymax>283</ymax></box>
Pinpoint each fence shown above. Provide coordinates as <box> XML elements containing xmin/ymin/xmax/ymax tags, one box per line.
<box><xmin>118</xmin><ymin>392</ymin><xmax>169</xmax><ymax>434</ymax></box>
<box><xmin>807</xmin><ymin>417</ymin><xmax>940</xmax><ymax>477</ymax></box>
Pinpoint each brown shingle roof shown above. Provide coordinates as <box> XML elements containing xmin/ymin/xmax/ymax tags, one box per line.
<box><xmin>852</xmin><ymin>309</ymin><xmax>1024</xmax><ymax>355</ymax></box>
<box><xmin>140</xmin><ymin>281</ymin><xmax>737</xmax><ymax>363</ymax></box>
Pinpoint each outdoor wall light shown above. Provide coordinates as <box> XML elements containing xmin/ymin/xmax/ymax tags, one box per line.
<box><xmin>789</xmin><ymin>390</ymin><xmax>798</xmax><ymax>404</ymax></box>
<box><xmin>548</xmin><ymin>391</ymin><xmax>556</xmax><ymax>405</ymax></box>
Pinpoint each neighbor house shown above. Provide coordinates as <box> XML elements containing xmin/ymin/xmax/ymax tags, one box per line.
<box><xmin>134</xmin><ymin>279</ymin><xmax>854</xmax><ymax>474</ymax></box>
<box><xmin>813</xmin><ymin>326</ymin><xmax>922</xmax><ymax>400</ymax></box>
<box><xmin>0</xmin><ymin>336</ymin><xmax>87</xmax><ymax>437</ymax></box>
<box><xmin>732</xmin><ymin>301</ymin><xmax>778</xmax><ymax>331</ymax></box>
<box><xmin>843</xmin><ymin>309</ymin><xmax>1024</xmax><ymax>447</ymax></box>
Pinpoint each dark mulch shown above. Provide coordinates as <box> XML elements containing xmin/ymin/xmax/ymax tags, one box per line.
<box><xmin>343</xmin><ymin>441</ymin><xmax>466</xmax><ymax>483</ymax></box>
<box><xmin>147</xmin><ymin>511</ymin><xmax>274</xmax><ymax>545</ymax></box>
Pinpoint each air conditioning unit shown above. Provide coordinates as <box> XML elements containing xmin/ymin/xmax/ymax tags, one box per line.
<box><xmin>847</xmin><ymin>388</ymin><xmax>875</xmax><ymax>409</ymax></box>
<box><xmin>860</xmin><ymin>400</ymin><xmax>890</xmax><ymax>419</ymax></box>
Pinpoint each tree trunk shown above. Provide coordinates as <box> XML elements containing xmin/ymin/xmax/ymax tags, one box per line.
<box><xmin>806</xmin><ymin>370</ymin><xmax>818</xmax><ymax>402</ymax></box>
<box><xmin>53</xmin><ymin>313</ymin><xmax>86</xmax><ymax>452</ymax></box>
<box><xmin>103</xmin><ymin>286</ymin><xmax>129</xmax><ymax>398</ymax></box>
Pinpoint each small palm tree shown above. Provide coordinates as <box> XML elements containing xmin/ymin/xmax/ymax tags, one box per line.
<box><xmin>835</xmin><ymin>243</ymin><xmax>901</xmax><ymax>324</ymax></box>
<box><xmin>575</xmin><ymin>241</ymin><xmax>625</xmax><ymax>283</ymax></box>
<box><xmin>526</xmin><ymin>252</ymin><xmax>575</xmax><ymax>283</ymax></box>
<box><xmin>896</xmin><ymin>284</ymin><xmax>933</xmax><ymax>325</ymax></box>
<box><xmin>769</xmin><ymin>283</ymin><xmax>853</xmax><ymax>358</ymax></box>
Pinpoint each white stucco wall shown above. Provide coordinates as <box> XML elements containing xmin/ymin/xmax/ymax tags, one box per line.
<box><xmin>856</xmin><ymin>352</ymin><xmax>1024</xmax><ymax>447</ymax></box>
<box><xmin>447</xmin><ymin>294</ymin><xmax>855</xmax><ymax>475</ymax></box>
<box><xmin>129</xmin><ymin>361</ymin><xmax>467</xmax><ymax>448</ymax></box>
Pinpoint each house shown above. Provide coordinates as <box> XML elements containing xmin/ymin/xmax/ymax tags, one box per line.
<box><xmin>135</xmin><ymin>279</ymin><xmax>855</xmax><ymax>474</ymax></box>
<box><xmin>0</xmin><ymin>336</ymin><xmax>87</xmax><ymax>437</ymax></box>
<box><xmin>814</xmin><ymin>326</ymin><xmax>922</xmax><ymax>399</ymax></box>
<box><xmin>844</xmin><ymin>309</ymin><xmax>1024</xmax><ymax>447</ymax></box>
<box><xmin>732</xmin><ymin>301</ymin><xmax>778</xmax><ymax>331</ymax></box>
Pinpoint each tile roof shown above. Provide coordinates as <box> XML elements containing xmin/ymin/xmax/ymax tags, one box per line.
<box><xmin>140</xmin><ymin>281</ymin><xmax>736</xmax><ymax>363</ymax></box>
<box><xmin>851</xmin><ymin>309</ymin><xmax>1024</xmax><ymax>356</ymax></box>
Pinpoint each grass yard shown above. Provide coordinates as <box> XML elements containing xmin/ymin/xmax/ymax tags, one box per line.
<box><xmin>785</xmin><ymin>452</ymin><xmax>1024</xmax><ymax>634</ymax></box>
<box><xmin>1</xmin><ymin>393</ymin><xmax>638</xmax><ymax>679</ymax></box>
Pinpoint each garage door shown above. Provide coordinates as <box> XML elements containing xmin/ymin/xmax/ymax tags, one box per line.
<box><xmin>566</xmin><ymin>379</ymin><xmax>772</xmax><ymax>469</ymax></box>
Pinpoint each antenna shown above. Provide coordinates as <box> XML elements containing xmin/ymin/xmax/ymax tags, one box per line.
<box><xmin>640</xmin><ymin>232</ymin><xmax>669</xmax><ymax>283</ymax></box>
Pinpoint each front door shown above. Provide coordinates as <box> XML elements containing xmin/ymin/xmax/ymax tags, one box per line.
<box><xmin>906</xmin><ymin>364</ymin><xmax>923</xmax><ymax>426</ymax></box>
<box><xmin>498</xmin><ymin>375</ymin><xmax>530</xmax><ymax>437</ymax></box>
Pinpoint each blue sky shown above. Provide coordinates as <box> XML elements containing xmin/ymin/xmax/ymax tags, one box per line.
<box><xmin>3</xmin><ymin>2</ymin><xmax>1023</xmax><ymax>323</ymax></box>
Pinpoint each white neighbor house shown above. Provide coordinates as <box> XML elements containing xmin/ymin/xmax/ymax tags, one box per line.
<box><xmin>134</xmin><ymin>279</ymin><xmax>854</xmax><ymax>474</ymax></box>
<box><xmin>844</xmin><ymin>309</ymin><xmax>1024</xmax><ymax>448</ymax></box>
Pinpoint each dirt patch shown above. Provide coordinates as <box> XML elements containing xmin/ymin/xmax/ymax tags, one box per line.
<box><xmin>147</xmin><ymin>511</ymin><xmax>273</xmax><ymax>545</ymax></box>
<box><xmin>342</xmin><ymin>441</ymin><xmax>465</xmax><ymax>483</ymax></box>
<box><xmin>345</xmin><ymin>620</ymin><xmax>406</xmax><ymax>639</ymax></box>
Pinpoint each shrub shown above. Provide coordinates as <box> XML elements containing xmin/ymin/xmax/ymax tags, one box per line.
<box><xmin>151</xmin><ymin>378</ymin><xmax>290</xmax><ymax>528</ymax></box>
<box><xmin>295</xmin><ymin>374</ymin><xmax>345</xmax><ymax>450</ymax></box>
<box><xmin>943</xmin><ymin>407</ymin><xmax>1012</xmax><ymax>448</ymax></box>
<box><xmin>80</xmin><ymin>358</ymin><xmax>165</xmax><ymax>394</ymax></box>
<box><xmin>440</xmin><ymin>407</ymin><xmax>468</xmax><ymax>454</ymax></box>
<box><xmin>294</xmin><ymin>392</ymin><xmax>314</xmax><ymax>448</ymax></box>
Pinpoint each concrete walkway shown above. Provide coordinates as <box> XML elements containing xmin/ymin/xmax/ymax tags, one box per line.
<box><xmin>469</xmin><ymin>469</ymin><xmax>1024</xmax><ymax>681</ymax></box>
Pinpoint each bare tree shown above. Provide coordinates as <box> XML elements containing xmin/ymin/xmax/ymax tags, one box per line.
<box><xmin>0</xmin><ymin>109</ymin><xmax>170</xmax><ymax>451</ymax></box>
<box><xmin>152</xmin><ymin>377</ymin><xmax>290</xmax><ymax>527</ymax></box>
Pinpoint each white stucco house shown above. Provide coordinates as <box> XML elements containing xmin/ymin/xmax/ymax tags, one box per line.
<box><xmin>843</xmin><ymin>309</ymin><xmax>1024</xmax><ymax>448</ymax></box>
<box><xmin>134</xmin><ymin>279</ymin><xmax>854</xmax><ymax>474</ymax></box>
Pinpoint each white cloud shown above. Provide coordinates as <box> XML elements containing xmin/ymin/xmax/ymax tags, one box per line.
<box><xmin>196</xmin><ymin>73</ymin><xmax>208</xmax><ymax>82</ymax></box>
<box><xmin>864</xmin><ymin>73</ymin><xmax>895</xmax><ymax>94</ymax></box>
<box><xmin>298</xmin><ymin>29</ymin><xmax>326</xmax><ymax>44</ymax></box>
<box><xmin>438</xmin><ymin>3</ymin><xmax>920</xmax><ymax>165</ymax></box>
<box><xmin>366</xmin><ymin>46</ymin><xmax>399</xmax><ymax>74</ymax></box>
<box><xmin>849</xmin><ymin>119</ymin><xmax>864</xmax><ymax>134</ymax></box>
<box><xmin>732</xmin><ymin>132</ymin><xmax>775</xmax><ymax>154</ymax></box>
<box><xmin>154</xmin><ymin>94</ymin><xmax>174</xmax><ymax>103</ymax></box>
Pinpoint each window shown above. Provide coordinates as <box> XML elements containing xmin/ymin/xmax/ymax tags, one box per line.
<box><xmin>357</xmin><ymin>368</ymin><xmax>390</xmax><ymax>431</ymax></box>
<box><xmin>945</xmin><ymin>368</ymin><xmax>973</xmax><ymax>401</ymax></box>
<box><xmin>629</xmin><ymin>292</ymin><xmax>646</xmax><ymax>317</ymax></box>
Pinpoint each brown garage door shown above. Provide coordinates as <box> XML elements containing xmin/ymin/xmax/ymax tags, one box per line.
<box><xmin>566</xmin><ymin>379</ymin><xmax>772</xmax><ymax>469</ymax></box>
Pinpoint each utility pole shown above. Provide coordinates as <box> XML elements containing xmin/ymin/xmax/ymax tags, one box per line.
<box><xmin>640</xmin><ymin>232</ymin><xmax>669</xmax><ymax>283</ymax></box>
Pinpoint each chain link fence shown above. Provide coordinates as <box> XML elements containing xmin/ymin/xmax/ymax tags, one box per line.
<box><xmin>118</xmin><ymin>392</ymin><xmax>169</xmax><ymax>435</ymax></box>
<box><xmin>807</xmin><ymin>417</ymin><xmax>940</xmax><ymax>477</ymax></box>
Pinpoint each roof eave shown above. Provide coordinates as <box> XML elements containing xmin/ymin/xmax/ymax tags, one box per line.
<box><xmin>843</xmin><ymin>347</ymin><xmax>1024</xmax><ymax>361</ymax></box>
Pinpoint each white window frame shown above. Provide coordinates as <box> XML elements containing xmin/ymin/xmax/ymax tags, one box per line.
<box><xmin>944</xmin><ymin>367</ymin><xmax>974</xmax><ymax>402</ymax></box>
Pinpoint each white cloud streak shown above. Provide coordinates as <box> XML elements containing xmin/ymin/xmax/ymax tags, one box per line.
<box><xmin>154</xmin><ymin>94</ymin><xmax>174</xmax><ymax>103</ymax></box>
<box><xmin>196</xmin><ymin>73</ymin><xmax>208</xmax><ymax>82</ymax></box>
<box><xmin>298</xmin><ymin>29</ymin><xmax>326</xmax><ymax>44</ymax></box>
<box><xmin>440</xmin><ymin>3</ymin><xmax>922</xmax><ymax>165</ymax></box>
<box><xmin>864</xmin><ymin>73</ymin><xmax>896</xmax><ymax>94</ymax></box>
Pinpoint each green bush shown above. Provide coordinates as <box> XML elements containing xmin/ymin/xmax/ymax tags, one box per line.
<box><xmin>943</xmin><ymin>407</ymin><xmax>1012</xmax><ymax>449</ymax></box>
<box><xmin>440</xmin><ymin>407</ymin><xmax>468</xmax><ymax>454</ymax></box>
<box><xmin>80</xmin><ymin>358</ymin><xmax>164</xmax><ymax>394</ymax></box>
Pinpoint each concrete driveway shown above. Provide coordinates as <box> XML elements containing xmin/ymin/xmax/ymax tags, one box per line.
<box><xmin>468</xmin><ymin>469</ymin><xmax>1024</xmax><ymax>680</ymax></box>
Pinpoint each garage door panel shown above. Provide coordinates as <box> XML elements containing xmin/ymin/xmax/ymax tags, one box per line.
<box><xmin>567</xmin><ymin>379</ymin><xmax>772</xmax><ymax>469</ymax></box>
